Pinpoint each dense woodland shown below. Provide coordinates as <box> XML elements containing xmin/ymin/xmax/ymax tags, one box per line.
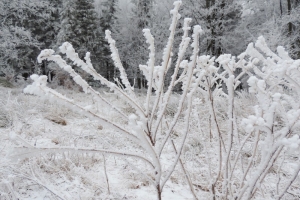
<box><xmin>0</xmin><ymin>0</ymin><xmax>299</xmax><ymax>87</ymax></box>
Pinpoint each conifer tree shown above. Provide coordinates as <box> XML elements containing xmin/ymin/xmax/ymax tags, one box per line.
<box><xmin>0</xmin><ymin>0</ymin><xmax>52</xmax><ymax>75</ymax></box>
<box><xmin>99</xmin><ymin>0</ymin><xmax>118</xmax><ymax>81</ymax></box>
<box><xmin>44</xmin><ymin>0</ymin><xmax>63</xmax><ymax>49</ymax></box>
<box><xmin>286</xmin><ymin>0</ymin><xmax>300</xmax><ymax>59</ymax></box>
<box><xmin>129</xmin><ymin>0</ymin><xmax>154</xmax><ymax>88</ymax></box>
<box><xmin>57</xmin><ymin>0</ymin><xmax>104</xmax><ymax>71</ymax></box>
<box><xmin>243</xmin><ymin>0</ymin><xmax>299</xmax><ymax>59</ymax></box>
<box><xmin>37</xmin><ymin>0</ymin><xmax>63</xmax><ymax>75</ymax></box>
<box><xmin>183</xmin><ymin>0</ymin><xmax>242</xmax><ymax>57</ymax></box>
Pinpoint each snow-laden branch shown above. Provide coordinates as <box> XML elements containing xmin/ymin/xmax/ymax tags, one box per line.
<box><xmin>38</xmin><ymin>44</ymin><xmax>146</xmax><ymax>118</ymax></box>
<box><xmin>13</xmin><ymin>146</ymin><xmax>154</xmax><ymax>168</ymax></box>
<box><xmin>24</xmin><ymin>75</ymin><xmax>137</xmax><ymax>142</ymax></box>
<box><xmin>149</xmin><ymin>0</ymin><xmax>183</xmax><ymax>129</ymax></box>
<box><xmin>141</xmin><ymin>29</ymin><xmax>155</xmax><ymax>116</ymax></box>
<box><xmin>105</xmin><ymin>30</ymin><xmax>136</xmax><ymax>98</ymax></box>
<box><xmin>158</xmin><ymin>25</ymin><xmax>203</xmax><ymax>155</ymax></box>
<box><xmin>152</xmin><ymin>18</ymin><xmax>193</xmax><ymax>142</ymax></box>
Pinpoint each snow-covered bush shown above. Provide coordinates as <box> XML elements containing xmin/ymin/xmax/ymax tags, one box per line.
<box><xmin>181</xmin><ymin>36</ymin><xmax>300</xmax><ymax>199</ymax></box>
<box><xmin>23</xmin><ymin>2</ymin><xmax>201</xmax><ymax>199</ymax></box>
<box><xmin>21</xmin><ymin>1</ymin><xmax>300</xmax><ymax>199</ymax></box>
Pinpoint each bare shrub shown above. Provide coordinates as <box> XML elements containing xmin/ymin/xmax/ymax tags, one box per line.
<box><xmin>17</xmin><ymin>1</ymin><xmax>300</xmax><ymax>199</ymax></box>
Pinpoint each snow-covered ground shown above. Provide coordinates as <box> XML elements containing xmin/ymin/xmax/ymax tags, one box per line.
<box><xmin>1</xmin><ymin>82</ymin><xmax>300</xmax><ymax>199</ymax></box>
<box><xmin>0</xmin><ymin>86</ymin><xmax>198</xmax><ymax>199</ymax></box>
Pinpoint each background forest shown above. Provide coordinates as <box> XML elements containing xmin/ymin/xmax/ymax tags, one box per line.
<box><xmin>0</xmin><ymin>0</ymin><xmax>299</xmax><ymax>88</ymax></box>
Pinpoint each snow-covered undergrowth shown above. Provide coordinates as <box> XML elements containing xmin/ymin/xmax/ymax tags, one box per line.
<box><xmin>0</xmin><ymin>87</ymin><xmax>194</xmax><ymax>199</ymax></box>
<box><xmin>1</xmin><ymin>1</ymin><xmax>300</xmax><ymax>199</ymax></box>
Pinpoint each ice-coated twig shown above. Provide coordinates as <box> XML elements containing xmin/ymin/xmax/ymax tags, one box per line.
<box><xmin>229</xmin><ymin>130</ymin><xmax>257</xmax><ymax>184</ymax></box>
<box><xmin>222</xmin><ymin>75</ymin><xmax>235</xmax><ymax>197</ymax></box>
<box><xmin>124</xmin><ymin>158</ymin><xmax>156</xmax><ymax>187</ymax></box>
<box><xmin>174</xmin><ymin>60</ymin><xmax>189</xmax><ymax>85</ymax></box>
<box><xmin>24</xmin><ymin>75</ymin><xmax>138</xmax><ymax>142</ymax></box>
<box><xmin>37</xmin><ymin>47</ymin><xmax>145</xmax><ymax>118</ymax></box>
<box><xmin>141</xmin><ymin>29</ymin><xmax>155</xmax><ymax>116</ymax></box>
<box><xmin>276</xmin><ymin>161</ymin><xmax>300</xmax><ymax>199</ymax></box>
<box><xmin>255</xmin><ymin>36</ymin><xmax>281</xmax><ymax>62</ymax></box>
<box><xmin>150</xmin><ymin>0</ymin><xmax>182</xmax><ymax>129</ymax></box>
<box><xmin>15</xmin><ymin>172</ymin><xmax>65</xmax><ymax>200</ymax></box>
<box><xmin>102</xmin><ymin>155</ymin><xmax>110</xmax><ymax>194</ymax></box>
<box><xmin>105</xmin><ymin>30</ymin><xmax>136</xmax><ymax>98</ymax></box>
<box><xmin>160</xmin><ymin>25</ymin><xmax>204</xmax><ymax>188</ymax></box>
<box><xmin>170</xmin><ymin>135</ymin><xmax>198</xmax><ymax>200</ymax></box>
<box><xmin>13</xmin><ymin>146</ymin><xmax>154</xmax><ymax>168</ymax></box>
<box><xmin>160</xmin><ymin>89</ymin><xmax>194</xmax><ymax>190</ymax></box>
<box><xmin>152</xmin><ymin>18</ymin><xmax>192</xmax><ymax>141</ymax></box>
<box><xmin>158</xmin><ymin>25</ymin><xmax>203</xmax><ymax>156</ymax></box>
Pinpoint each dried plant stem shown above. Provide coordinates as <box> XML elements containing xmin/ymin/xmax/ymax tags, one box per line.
<box><xmin>277</xmin><ymin>161</ymin><xmax>300</xmax><ymax>199</ymax></box>
<box><xmin>102</xmin><ymin>155</ymin><xmax>110</xmax><ymax>195</ymax></box>
<box><xmin>14</xmin><ymin>147</ymin><xmax>154</xmax><ymax>168</ymax></box>
<box><xmin>171</xmin><ymin>139</ymin><xmax>199</xmax><ymax>200</ymax></box>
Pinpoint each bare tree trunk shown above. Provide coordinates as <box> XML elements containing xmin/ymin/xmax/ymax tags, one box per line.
<box><xmin>216</xmin><ymin>0</ymin><xmax>226</xmax><ymax>57</ymax></box>
<box><xmin>287</xmin><ymin>0</ymin><xmax>292</xmax><ymax>35</ymax></box>
<box><xmin>157</xmin><ymin>185</ymin><xmax>162</xmax><ymax>200</ymax></box>
<box><xmin>206</xmin><ymin>0</ymin><xmax>216</xmax><ymax>56</ymax></box>
<box><xmin>279</xmin><ymin>0</ymin><xmax>283</xmax><ymax>16</ymax></box>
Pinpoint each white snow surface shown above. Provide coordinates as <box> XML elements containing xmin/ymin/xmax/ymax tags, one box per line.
<box><xmin>0</xmin><ymin>86</ymin><xmax>198</xmax><ymax>199</ymax></box>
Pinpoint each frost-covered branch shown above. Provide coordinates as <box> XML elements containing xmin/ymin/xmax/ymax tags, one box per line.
<box><xmin>149</xmin><ymin>1</ymin><xmax>183</xmax><ymax>129</ymax></box>
<box><xmin>105</xmin><ymin>30</ymin><xmax>136</xmax><ymax>99</ymax></box>
<box><xmin>141</xmin><ymin>28</ymin><xmax>155</xmax><ymax>116</ymax></box>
